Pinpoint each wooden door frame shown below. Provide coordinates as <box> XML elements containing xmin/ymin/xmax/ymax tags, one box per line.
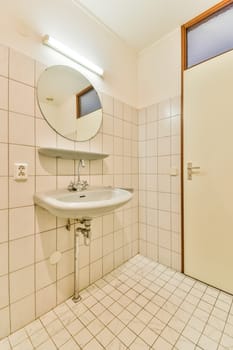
<box><xmin>181</xmin><ymin>0</ymin><xmax>233</xmax><ymax>272</ymax></box>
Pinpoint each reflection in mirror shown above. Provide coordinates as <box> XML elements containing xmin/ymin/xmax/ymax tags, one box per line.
<box><xmin>37</xmin><ymin>65</ymin><xmax>103</xmax><ymax>142</ymax></box>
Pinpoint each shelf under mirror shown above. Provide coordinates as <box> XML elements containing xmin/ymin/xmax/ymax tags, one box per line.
<box><xmin>38</xmin><ymin>147</ymin><xmax>109</xmax><ymax>160</ymax></box>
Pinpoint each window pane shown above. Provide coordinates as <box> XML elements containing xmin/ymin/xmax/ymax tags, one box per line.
<box><xmin>187</xmin><ymin>4</ymin><xmax>233</xmax><ymax>68</ymax></box>
<box><xmin>79</xmin><ymin>89</ymin><xmax>101</xmax><ymax>117</ymax></box>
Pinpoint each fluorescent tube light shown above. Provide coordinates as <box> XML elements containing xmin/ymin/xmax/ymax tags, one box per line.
<box><xmin>42</xmin><ymin>35</ymin><xmax>104</xmax><ymax>77</ymax></box>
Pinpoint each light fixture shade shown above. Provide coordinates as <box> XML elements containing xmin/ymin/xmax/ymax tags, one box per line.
<box><xmin>42</xmin><ymin>35</ymin><xmax>104</xmax><ymax>77</ymax></box>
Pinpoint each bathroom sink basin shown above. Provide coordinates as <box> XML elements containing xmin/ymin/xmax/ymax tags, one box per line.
<box><xmin>34</xmin><ymin>186</ymin><xmax>133</xmax><ymax>218</ymax></box>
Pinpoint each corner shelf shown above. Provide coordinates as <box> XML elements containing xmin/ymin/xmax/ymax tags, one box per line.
<box><xmin>38</xmin><ymin>147</ymin><xmax>109</xmax><ymax>160</ymax></box>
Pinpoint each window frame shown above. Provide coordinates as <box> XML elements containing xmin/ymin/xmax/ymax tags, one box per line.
<box><xmin>76</xmin><ymin>85</ymin><xmax>93</xmax><ymax>119</ymax></box>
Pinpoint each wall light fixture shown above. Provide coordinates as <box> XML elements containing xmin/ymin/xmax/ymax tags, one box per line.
<box><xmin>42</xmin><ymin>35</ymin><xmax>104</xmax><ymax>77</ymax></box>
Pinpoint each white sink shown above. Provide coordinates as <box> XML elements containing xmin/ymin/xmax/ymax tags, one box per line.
<box><xmin>34</xmin><ymin>186</ymin><xmax>133</xmax><ymax>218</ymax></box>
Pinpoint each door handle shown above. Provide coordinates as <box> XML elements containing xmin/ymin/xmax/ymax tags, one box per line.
<box><xmin>187</xmin><ymin>162</ymin><xmax>200</xmax><ymax>180</ymax></box>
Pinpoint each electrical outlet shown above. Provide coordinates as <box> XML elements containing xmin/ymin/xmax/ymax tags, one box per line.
<box><xmin>14</xmin><ymin>163</ymin><xmax>28</xmax><ymax>181</ymax></box>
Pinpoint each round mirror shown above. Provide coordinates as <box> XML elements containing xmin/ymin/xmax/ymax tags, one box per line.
<box><xmin>37</xmin><ymin>65</ymin><xmax>103</xmax><ymax>142</ymax></box>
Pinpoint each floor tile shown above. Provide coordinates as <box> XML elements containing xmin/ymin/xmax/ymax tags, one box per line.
<box><xmin>2</xmin><ymin>255</ymin><xmax>233</xmax><ymax>350</ymax></box>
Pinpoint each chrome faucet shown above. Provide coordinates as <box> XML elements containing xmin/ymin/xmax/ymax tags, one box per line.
<box><xmin>67</xmin><ymin>159</ymin><xmax>89</xmax><ymax>191</ymax></box>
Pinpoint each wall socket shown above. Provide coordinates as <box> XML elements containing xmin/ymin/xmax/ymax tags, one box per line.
<box><xmin>14</xmin><ymin>163</ymin><xmax>28</xmax><ymax>181</ymax></box>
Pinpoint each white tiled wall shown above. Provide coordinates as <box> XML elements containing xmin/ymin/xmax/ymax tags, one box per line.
<box><xmin>0</xmin><ymin>45</ymin><xmax>139</xmax><ymax>339</ymax></box>
<box><xmin>138</xmin><ymin>97</ymin><xmax>182</xmax><ymax>271</ymax></box>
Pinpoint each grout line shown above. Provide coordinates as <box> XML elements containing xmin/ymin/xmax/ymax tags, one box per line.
<box><xmin>7</xmin><ymin>46</ymin><xmax>11</xmax><ymax>336</ymax></box>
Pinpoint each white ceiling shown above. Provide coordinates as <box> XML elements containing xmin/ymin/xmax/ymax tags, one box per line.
<box><xmin>73</xmin><ymin>0</ymin><xmax>221</xmax><ymax>51</ymax></box>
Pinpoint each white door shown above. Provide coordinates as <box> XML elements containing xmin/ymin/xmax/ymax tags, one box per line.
<box><xmin>184</xmin><ymin>50</ymin><xmax>233</xmax><ymax>294</ymax></box>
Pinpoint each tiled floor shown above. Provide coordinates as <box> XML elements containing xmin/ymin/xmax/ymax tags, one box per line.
<box><xmin>1</xmin><ymin>255</ymin><xmax>233</xmax><ymax>350</ymax></box>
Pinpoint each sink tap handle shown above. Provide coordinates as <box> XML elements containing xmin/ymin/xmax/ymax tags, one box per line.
<box><xmin>82</xmin><ymin>180</ymin><xmax>89</xmax><ymax>189</ymax></box>
<box><xmin>67</xmin><ymin>180</ymin><xmax>77</xmax><ymax>191</ymax></box>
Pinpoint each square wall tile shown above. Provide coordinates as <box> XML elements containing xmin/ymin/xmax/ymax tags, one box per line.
<box><xmin>90</xmin><ymin>160</ymin><xmax>103</xmax><ymax>175</ymax></box>
<box><xmin>103</xmin><ymin>114</ymin><xmax>114</xmax><ymax>135</ymax></box>
<box><xmin>91</xmin><ymin>217</ymin><xmax>103</xmax><ymax>239</ymax></box>
<box><xmin>57</xmin><ymin>159</ymin><xmax>74</xmax><ymax>176</ymax></box>
<box><xmin>79</xmin><ymin>245</ymin><xmax>90</xmax><ymax>269</ymax></box>
<box><xmin>114</xmin><ymin>118</ymin><xmax>123</xmax><ymax>137</ymax></box>
<box><xmin>9</xmin><ymin>80</ymin><xmax>34</xmax><ymax>116</ymax></box>
<box><xmin>9</xmin><ymin>206</ymin><xmax>34</xmax><ymax>240</ymax></box>
<box><xmin>90</xmin><ymin>259</ymin><xmax>102</xmax><ymax>283</ymax></box>
<box><xmin>9</xmin><ymin>49</ymin><xmax>35</xmax><ymax>86</ymax></box>
<box><xmin>90</xmin><ymin>133</ymin><xmax>102</xmax><ymax>153</ymax></box>
<box><xmin>36</xmin><ymin>283</ymin><xmax>56</xmax><ymax>317</ymax></box>
<box><xmin>36</xmin><ymin>229</ymin><xmax>56</xmax><ymax>262</ymax></box>
<box><xmin>146</xmin><ymin>175</ymin><xmax>157</xmax><ymax>192</ymax></box>
<box><xmin>158</xmin><ymin>119</ymin><xmax>171</xmax><ymax>138</ymax></box>
<box><xmin>36</xmin><ymin>152</ymin><xmax>56</xmax><ymax>176</ymax></box>
<box><xmin>159</xmin><ymin>229</ymin><xmax>171</xmax><ymax>250</ymax></box>
<box><xmin>146</xmin><ymin>157</ymin><xmax>157</xmax><ymax>174</ymax></box>
<box><xmin>35</xmin><ymin>119</ymin><xmax>56</xmax><ymax>147</ymax></box>
<box><xmin>0</xmin><ymin>307</ymin><xmax>10</xmax><ymax>339</ymax></box>
<box><xmin>9</xmin><ymin>176</ymin><xmax>34</xmax><ymax>208</ymax></box>
<box><xmin>123</xmin><ymin>121</ymin><xmax>132</xmax><ymax>140</ymax></box>
<box><xmin>0</xmin><ymin>45</ymin><xmax>9</xmax><ymax>77</ymax></box>
<box><xmin>0</xmin><ymin>143</ymin><xmax>8</xmax><ymax>176</ymax></box>
<box><xmin>90</xmin><ymin>238</ymin><xmax>102</xmax><ymax>263</ymax></box>
<box><xmin>171</xmin><ymin>194</ymin><xmax>180</xmax><ymax>214</ymax></box>
<box><xmin>147</xmin><ymin>191</ymin><xmax>157</xmax><ymax>209</ymax></box>
<box><xmin>147</xmin><ymin>208</ymin><xmax>158</xmax><ymax>227</ymax></box>
<box><xmin>35</xmin><ymin>206</ymin><xmax>56</xmax><ymax>234</ymax></box>
<box><xmin>158</xmin><ymin>137</ymin><xmax>171</xmax><ymax>156</ymax></box>
<box><xmin>0</xmin><ymin>110</ymin><xmax>8</xmax><ymax>143</ymax></box>
<box><xmin>146</xmin><ymin>139</ymin><xmax>157</xmax><ymax>157</ymax></box>
<box><xmin>0</xmin><ymin>209</ymin><xmax>8</xmax><ymax>243</ymax></box>
<box><xmin>114</xmin><ymin>248</ymin><xmax>124</xmax><ymax>268</ymax></box>
<box><xmin>0</xmin><ymin>242</ymin><xmax>8</xmax><ymax>276</ymax></box>
<box><xmin>103</xmin><ymin>253</ymin><xmax>114</xmax><ymax>275</ymax></box>
<box><xmin>57</xmin><ymin>274</ymin><xmax>74</xmax><ymax>304</ymax></box>
<box><xmin>0</xmin><ymin>177</ymin><xmax>8</xmax><ymax>209</ymax></box>
<box><xmin>36</xmin><ymin>176</ymin><xmax>56</xmax><ymax>193</ymax></box>
<box><xmin>124</xmin><ymin>104</ymin><xmax>133</xmax><ymax>122</ymax></box>
<box><xmin>171</xmin><ymin>116</ymin><xmax>180</xmax><ymax>136</ymax></box>
<box><xmin>159</xmin><ymin>193</ymin><xmax>171</xmax><ymax>211</ymax></box>
<box><xmin>9</xmin><ymin>113</ymin><xmax>35</xmax><ymax>146</ymax></box>
<box><xmin>114</xmin><ymin>229</ymin><xmax>124</xmax><ymax>250</ymax></box>
<box><xmin>0</xmin><ymin>275</ymin><xmax>9</xmax><ymax>309</ymax></box>
<box><xmin>114</xmin><ymin>137</ymin><xmax>123</xmax><ymax>156</ymax></box>
<box><xmin>158</xmin><ymin>175</ymin><xmax>170</xmax><ymax>193</ymax></box>
<box><xmin>103</xmin><ymin>135</ymin><xmax>113</xmax><ymax>155</ymax></box>
<box><xmin>172</xmin><ymin>213</ymin><xmax>181</xmax><ymax>233</ymax></box>
<box><xmin>0</xmin><ymin>76</ymin><xmax>8</xmax><ymax>110</ymax></box>
<box><xmin>147</xmin><ymin>122</ymin><xmax>157</xmax><ymax>140</ymax></box>
<box><xmin>172</xmin><ymin>252</ymin><xmax>181</xmax><ymax>271</ymax></box>
<box><xmin>158</xmin><ymin>156</ymin><xmax>170</xmax><ymax>175</ymax></box>
<box><xmin>9</xmin><ymin>235</ymin><xmax>34</xmax><ymax>272</ymax></box>
<box><xmin>159</xmin><ymin>247</ymin><xmax>171</xmax><ymax>267</ymax></box>
<box><xmin>57</xmin><ymin>227</ymin><xmax>74</xmax><ymax>253</ymax></box>
<box><xmin>10</xmin><ymin>294</ymin><xmax>35</xmax><ymax>332</ymax></box>
<box><xmin>36</xmin><ymin>260</ymin><xmax>56</xmax><ymax>291</ymax></box>
<box><xmin>79</xmin><ymin>266</ymin><xmax>89</xmax><ymax>290</ymax></box>
<box><xmin>171</xmin><ymin>136</ymin><xmax>180</xmax><ymax>155</ymax></box>
<box><xmin>172</xmin><ymin>232</ymin><xmax>181</xmax><ymax>253</ymax></box>
<box><xmin>159</xmin><ymin>211</ymin><xmax>171</xmax><ymax>231</ymax></box>
<box><xmin>10</xmin><ymin>265</ymin><xmax>34</xmax><ymax>303</ymax></box>
<box><xmin>57</xmin><ymin>250</ymin><xmax>74</xmax><ymax>279</ymax></box>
